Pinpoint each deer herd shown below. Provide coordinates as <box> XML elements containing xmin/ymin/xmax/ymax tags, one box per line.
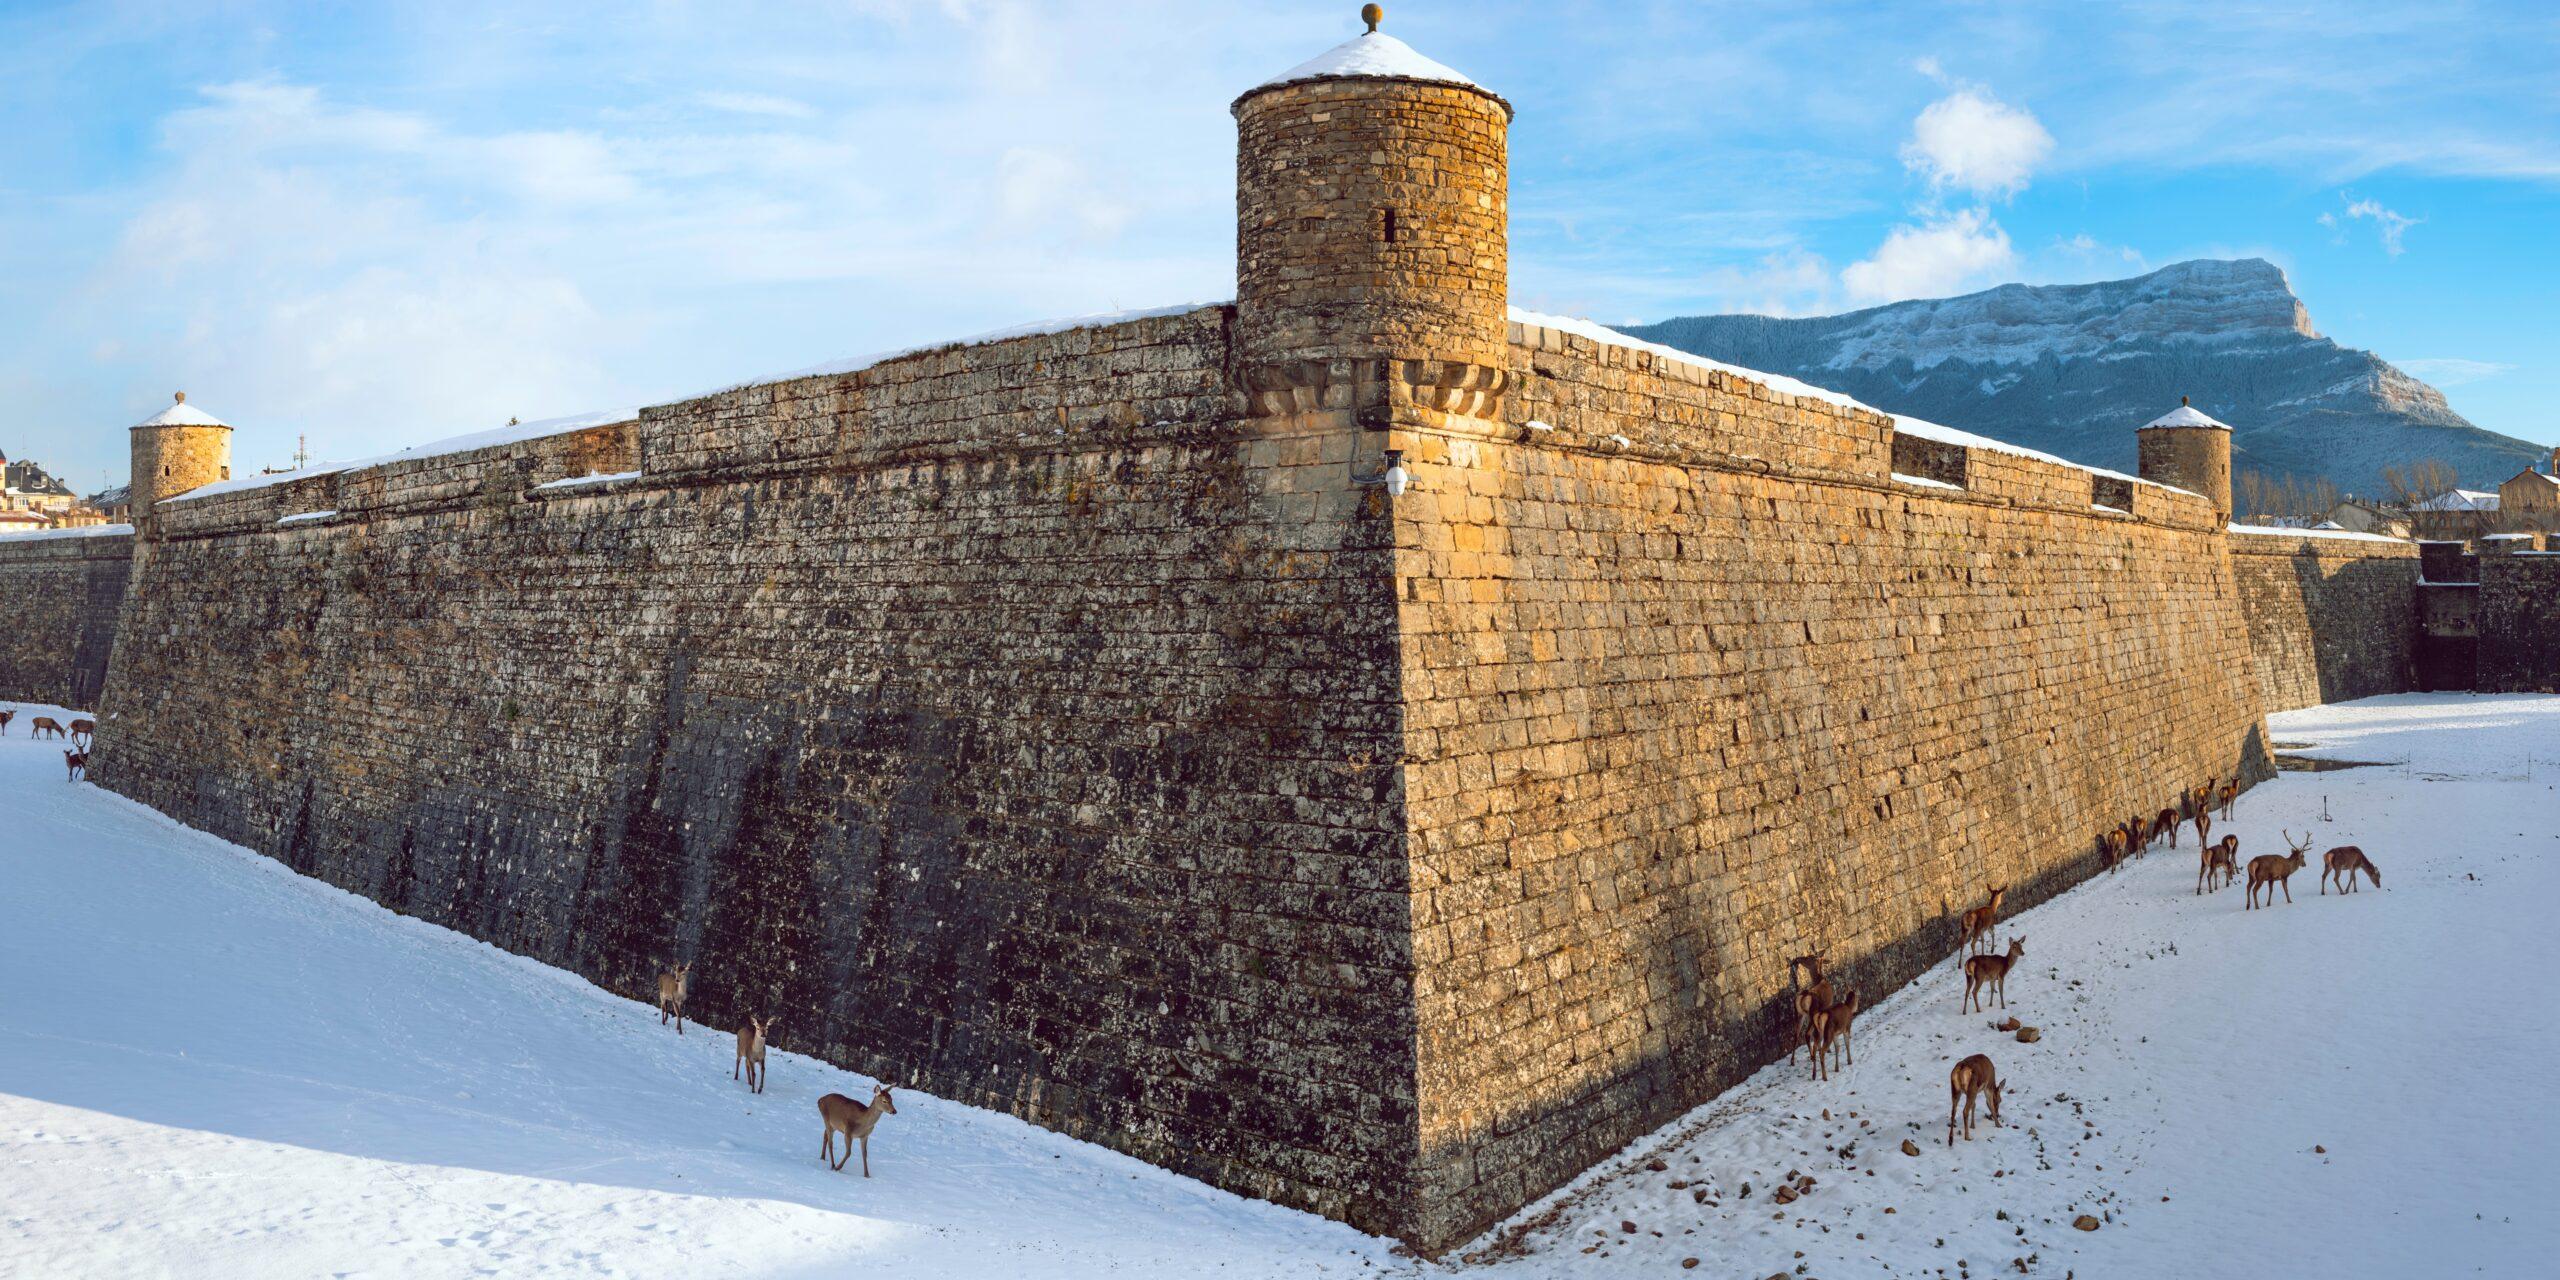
<box><xmin>0</xmin><ymin>707</ymin><xmax>96</xmax><ymax>780</ymax></box>
<box><xmin>648</xmin><ymin>959</ymin><xmax>899</xmax><ymax>1177</ymax></box>
<box><xmin>1789</xmin><ymin>768</ymin><xmax>2385</xmax><ymax>1149</ymax></box>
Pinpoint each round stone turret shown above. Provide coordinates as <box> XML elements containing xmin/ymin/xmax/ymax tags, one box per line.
<box><xmin>1232</xmin><ymin>10</ymin><xmax>1511</xmax><ymax>422</ymax></box>
<box><xmin>129</xmin><ymin>391</ymin><xmax>234</xmax><ymax>529</ymax></box>
<box><xmin>2137</xmin><ymin>396</ymin><xmax>2233</xmax><ymax>518</ymax></box>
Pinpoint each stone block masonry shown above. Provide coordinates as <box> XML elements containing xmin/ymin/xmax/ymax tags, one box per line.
<box><xmin>2229</xmin><ymin>532</ymin><xmax>2420</xmax><ymax>713</ymax></box>
<box><xmin>0</xmin><ymin>527</ymin><xmax>134</xmax><ymax>710</ymax></box>
<box><xmin>2477</xmin><ymin>555</ymin><xmax>2560</xmax><ymax>692</ymax></box>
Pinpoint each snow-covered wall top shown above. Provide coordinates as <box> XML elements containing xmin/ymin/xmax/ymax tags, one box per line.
<box><xmin>0</xmin><ymin>523</ymin><xmax>135</xmax><ymax>543</ymax></box>
<box><xmin>168</xmin><ymin>410</ymin><xmax>639</xmax><ymax>505</ymax></box>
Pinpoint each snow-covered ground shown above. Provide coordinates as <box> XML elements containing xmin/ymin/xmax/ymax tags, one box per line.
<box><xmin>3</xmin><ymin>693</ymin><xmax>2555</xmax><ymax>1277</ymax></box>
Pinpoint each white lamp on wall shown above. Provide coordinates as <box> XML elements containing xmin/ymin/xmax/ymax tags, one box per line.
<box><xmin>1357</xmin><ymin>448</ymin><xmax>1412</xmax><ymax>496</ymax></box>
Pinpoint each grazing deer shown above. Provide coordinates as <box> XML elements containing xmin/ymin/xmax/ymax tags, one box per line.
<box><xmin>64</xmin><ymin>749</ymin><xmax>87</xmax><ymax>782</ymax></box>
<box><xmin>0</xmin><ymin>708</ymin><xmax>15</xmax><ymax>735</ymax></box>
<box><xmin>2321</xmin><ymin>847</ymin><xmax>2381</xmax><ymax>895</ymax></box>
<box><xmin>734</xmin><ymin>1015</ymin><xmax>775</xmax><ymax>1092</ymax></box>
<box><xmin>2197</xmin><ymin>835</ymin><xmax>2239</xmax><ymax>895</ymax></box>
<box><xmin>2247</xmin><ymin>832</ymin><xmax>2313</xmax><ymax>909</ymax></box>
<box><xmin>2217</xmin><ymin>778</ymin><xmax>2239</xmax><ymax>822</ymax></box>
<box><xmin>68</xmin><ymin>718</ymin><xmax>94</xmax><ymax>746</ymax></box>
<box><xmin>1954</xmin><ymin>886</ymin><xmax>2008</xmax><ymax>958</ymax></box>
<box><xmin>2154</xmin><ymin>807</ymin><xmax>2182</xmax><ymax>848</ymax></box>
<box><xmin>28</xmin><ymin>716</ymin><xmax>64</xmax><ymax>740</ymax></box>
<box><xmin>1809</xmin><ymin>989</ymin><xmax>1860</xmax><ymax>1081</ymax></box>
<box><xmin>818</xmin><ymin>1085</ymin><xmax>898</xmax><ymax>1175</ymax></box>
<box><xmin>1947</xmin><ymin>1054</ymin><xmax>2005</xmax><ymax>1146</ymax></box>
<box><xmin>1962</xmin><ymin>936</ymin><xmax>2024</xmax><ymax>1013</ymax></box>
<box><xmin>2193</xmin><ymin>806</ymin><xmax>2213</xmax><ymax>851</ymax></box>
<box><xmin>656</xmin><ymin>962</ymin><xmax>691</xmax><ymax>1034</ymax></box>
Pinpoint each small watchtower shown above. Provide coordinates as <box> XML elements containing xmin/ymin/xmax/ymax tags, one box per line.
<box><xmin>2137</xmin><ymin>396</ymin><xmax>2233</xmax><ymax>519</ymax></box>
<box><xmin>1231</xmin><ymin>5</ymin><xmax>1511</xmax><ymax>427</ymax></box>
<box><xmin>128</xmin><ymin>392</ymin><xmax>234</xmax><ymax>530</ymax></box>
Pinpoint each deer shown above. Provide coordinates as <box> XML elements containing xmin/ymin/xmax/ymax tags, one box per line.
<box><xmin>2197</xmin><ymin>835</ymin><xmax>2239</xmax><ymax>895</ymax></box>
<box><xmin>1809</xmin><ymin>989</ymin><xmax>1860</xmax><ymax>1081</ymax></box>
<box><xmin>0</xmin><ymin>708</ymin><xmax>14</xmax><ymax>735</ymax></box>
<box><xmin>1791</xmin><ymin>973</ymin><xmax>1836</xmax><ymax>1066</ymax></box>
<box><xmin>2126</xmin><ymin>814</ymin><xmax>2152</xmax><ymax>860</ymax></box>
<box><xmin>819</xmin><ymin>1085</ymin><xmax>898</xmax><ymax>1175</ymax></box>
<box><xmin>2322</xmin><ymin>846</ymin><xmax>2382</xmax><ymax>895</ymax></box>
<box><xmin>734</xmin><ymin>1015</ymin><xmax>775</xmax><ymax>1092</ymax></box>
<box><xmin>1962</xmin><ymin>936</ymin><xmax>2024</xmax><ymax>1013</ymax></box>
<box><xmin>2098</xmin><ymin>827</ymin><xmax>2126</xmax><ymax>874</ymax></box>
<box><xmin>2192</xmin><ymin>805</ymin><xmax>2213</xmax><ymax>851</ymax></box>
<box><xmin>28</xmin><ymin>716</ymin><xmax>64</xmax><ymax>740</ymax></box>
<box><xmin>2153</xmin><ymin>807</ymin><xmax>2182</xmax><ymax>848</ymax></box>
<box><xmin>64</xmin><ymin>749</ymin><xmax>88</xmax><ymax>782</ymax></box>
<box><xmin>2217</xmin><ymin>778</ymin><xmax>2239</xmax><ymax>822</ymax></box>
<box><xmin>1947</xmin><ymin>1053</ymin><xmax>2005</xmax><ymax>1146</ymax></box>
<box><xmin>68</xmin><ymin>718</ymin><xmax>94</xmax><ymax>746</ymax></box>
<box><xmin>1953</xmin><ymin>886</ymin><xmax>2008</xmax><ymax>958</ymax></box>
<box><xmin>656</xmin><ymin>962</ymin><xmax>691</xmax><ymax>1034</ymax></box>
<box><xmin>2247</xmin><ymin>832</ymin><xmax>2313</xmax><ymax>909</ymax></box>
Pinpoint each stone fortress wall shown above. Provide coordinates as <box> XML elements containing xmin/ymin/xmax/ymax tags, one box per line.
<box><xmin>0</xmin><ymin>526</ymin><xmax>134</xmax><ymax>711</ymax></box>
<box><xmin>27</xmin><ymin>13</ymin><xmax>2522</xmax><ymax>1257</ymax></box>
<box><xmin>2228</xmin><ymin>530</ymin><xmax>2422</xmax><ymax>712</ymax></box>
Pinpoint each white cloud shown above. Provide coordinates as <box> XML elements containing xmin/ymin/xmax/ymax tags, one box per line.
<box><xmin>2397</xmin><ymin>358</ymin><xmax>2515</xmax><ymax>387</ymax></box>
<box><xmin>1900</xmin><ymin>88</ymin><xmax>2054</xmax><ymax>200</ymax></box>
<box><xmin>1842</xmin><ymin>207</ymin><xmax>2019</xmax><ymax>304</ymax></box>
<box><xmin>2337</xmin><ymin>194</ymin><xmax>2421</xmax><ymax>255</ymax></box>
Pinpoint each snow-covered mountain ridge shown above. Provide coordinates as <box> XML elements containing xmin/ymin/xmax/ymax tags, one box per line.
<box><xmin>1626</xmin><ymin>259</ymin><xmax>2540</xmax><ymax>495</ymax></box>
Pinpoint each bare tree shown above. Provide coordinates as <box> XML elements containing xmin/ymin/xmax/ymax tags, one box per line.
<box><xmin>2379</xmin><ymin>460</ymin><xmax>2460</xmax><ymax>509</ymax></box>
<box><xmin>2235</xmin><ymin>470</ymin><xmax>2342</xmax><ymax>524</ymax></box>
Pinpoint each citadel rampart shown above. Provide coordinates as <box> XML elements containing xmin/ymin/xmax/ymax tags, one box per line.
<box><xmin>2229</xmin><ymin>530</ymin><xmax>2420</xmax><ymax>713</ymax></box>
<box><xmin>48</xmin><ymin>14</ymin><xmax>2504</xmax><ymax>1256</ymax></box>
<box><xmin>0</xmin><ymin>526</ymin><xmax>134</xmax><ymax>710</ymax></box>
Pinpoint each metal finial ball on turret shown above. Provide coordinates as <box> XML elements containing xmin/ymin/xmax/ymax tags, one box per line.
<box><xmin>175</xmin><ymin>391</ymin><xmax>186</xmax><ymax>404</ymax></box>
<box><xmin>1362</xmin><ymin>4</ymin><xmax>1383</xmax><ymax>34</ymax></box>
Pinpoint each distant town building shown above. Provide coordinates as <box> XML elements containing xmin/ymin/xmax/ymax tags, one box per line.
<box><xmin>2324</xmin><ymin>497</ymin><xmax>2409</xmax><ymax>537</ymax></box>
<box><xmin>2409</xmin><ymin>488</ymin><xmax>2503</xmax><ymax>542</ymax></box>
<box><xmin>0</xmin><ymin>448</ymin><xmax>114</xmax><ymax>528</ymax></box>
<box><xmin>2496</xmin><ymin>446</ymin><xmax>2560</xmax><ymax>532</ymax></box>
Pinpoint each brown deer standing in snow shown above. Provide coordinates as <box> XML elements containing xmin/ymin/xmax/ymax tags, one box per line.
<box><xmin>2322</xmin><ymin>847</ymin><xmax>2382</xmax><ymax>895</ymax></box>
<box><xmin>68</xmin><ymin>718</ymin><xmax>94</xmax><ymax>747</ymax></box>
<box><xmin>656</xmin><ymin>962</ymin><xmax>691</xmax><ymax>1034</ymax></box>
<box><xmin>2099</xmin><ymin>827</ymin><xmax>2127</xmax><ymax>874</ymax></box>
<box><xmin>1809</xmin><ymin>989</ymin><xmax>1860</xmax><ymax>1081</ymax></box>
<box><xmin>2197</xmin><ymin>835</ymin><xmax>2239</xmax><ymax>895</ymax></box>
<box><xmin>1792</xmin><ymin>967</ymin><xmax>1832</xmax><ymax>1070</ymax></box>
<box><xmin>734</xmin><ymin>1014</ymin><xmax>775</xmax><ymax>1092</ymax></box>
<box><xmin>1947</xmin><ymin>1054</ymin><xmax>2005</xmax><ymax>1146</ymax></box>
<box><xmin>1954</xmin><ymin>886</ymin><xmax>2008</xmax><ymax>958</ymax></box>
<box><xmin>2192</xmin><ymin>805</ymin><xmax>2213</xmax><ymax>851</ymax></box>
<box><xmin>2217</xmin><ymin>778</ymin><xmax>2239</xmax><ymax>822</ymax></box>
<box><xmin>1961</xmin><ymin>936</ymin><xmax>2025</xmax><ymax>1013</ymax></box>
<box><xmin>2247</xmin><ymin>832</ymin><xmax>2313</xmax><ymax>909</ymax></box>
<box><xmin>2153</xmin><ymin>807</ymin><xmax>2183</xmax><ymax>848</ymax></box>
<box><xmin>2126</xmin><ymin>814</ymin><xmax>2152</xmax><ymax>860</ymax></box>
<box><xmin>0</xmin><ymin>708</ymin><xmax>16</xmax><ymax>735</ymax></box>
<box><xmin>64</xmin><ymin>749</ymin><xmax>88</xmax><ymax>782</ymax></box>
<box><xmin>28</xmin><ymin>716</ymin><xmax>64</xmax><ymax>740</ymax></box>
<box><xmin>818</xmin><ymin>1085</ymin><xmax>898</xmax><ymax>1175</ymax></box>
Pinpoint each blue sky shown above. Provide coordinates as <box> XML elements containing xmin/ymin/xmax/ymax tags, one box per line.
<box><xmin>3</xmin><ymin>0</ymin><xmax>2555</xmax><ymax>487</ymax></box>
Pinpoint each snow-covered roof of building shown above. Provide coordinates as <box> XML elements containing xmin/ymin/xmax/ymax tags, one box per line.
<box><xmin>2506</xmin><ymin>468</ymin><xmax>2560</xmax><ymax>487</ymax></box>
<box><xmin>1256</xmin><ymin>31</ymin><xmax>1483</xmax><ymax>94</ymax></box>
<box><xmin>132</xmin><ymin>393</ymin><xmax>227</xmax><ymax>429</ymax></box>
<box><xmin>2411</xmin><ymin>489</ymin><xmax>2502</xmax><ymax>512</ymax></box>
<box><xmin>2140</xmin><ymin>402</ymin><xmax>2230</xmax><ymax>431</ymax></box>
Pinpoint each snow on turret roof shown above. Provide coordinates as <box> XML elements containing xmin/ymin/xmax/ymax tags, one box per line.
<box><xmin>2140</xmin><ymin>402</ymin><xmax>2230</xmax><ymax>431</ymax></box>
<box><xmin>1255</xmin><ymin>32</ymin><xmax>1483</xmax><ymax>94</ymax></box>
<box><xmin>132</xmin><ymin>394</ymin><xmax>227</xmax><ymax>429</ymax></box>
